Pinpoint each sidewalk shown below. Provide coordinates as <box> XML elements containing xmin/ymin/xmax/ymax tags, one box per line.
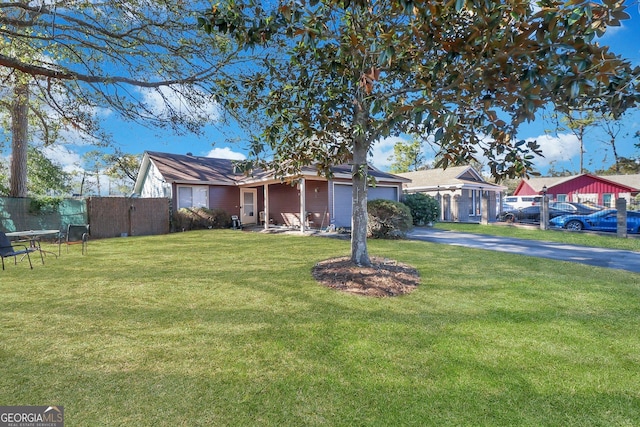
<box><xmin>407</xmin><ymin>227</ymin><xmax>640</xmax><ymax>274</ymax></box>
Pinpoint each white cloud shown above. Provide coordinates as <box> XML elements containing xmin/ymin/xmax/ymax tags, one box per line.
<box><xmin>526</xmin><ymin>133</ymin><xmax>581</xmax><ymax>168</ymax></box>
<box><xmin>139</xmin><ymin>86</ymin><xmax>220</xmax><ymax>122</ymax></box>
<box><xmin>205</xmin><ymin>147</ymin><xmax>246</xmax><ymax>160</ymax></box>
<box><xmin>370</xmin><ymin>131</ymin><xmax>581</xmax><ymax>174</ymax></box>
<box><xmin>369</xmin><ymin>136</ymin><xmax>407</xmax><ymax>170</ymax></box>
<box><xmin>41</xmin><ymin>145</ymin><xmax>83</xmax><ymax>172</ymax></box>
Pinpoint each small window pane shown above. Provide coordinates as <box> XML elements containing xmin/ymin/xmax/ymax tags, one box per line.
<box><xmin>178</xmin><ymin>187</ymin><xmax>192</xmax><ymax>209</ymax></box>
<box><xmin>194</xmin><ymin>187</ymin><xmax>208</xmax><ymax>208</ymax></box>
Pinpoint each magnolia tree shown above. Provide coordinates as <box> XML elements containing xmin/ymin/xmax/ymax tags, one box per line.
<box><xmin>0</xmin><ymin>1</ymin><xmax>234</xmax><ymax>197</ymax></box>
<box><xmin>201</xmin><ymin>0</ymin><xmax>639</xmax><ymax>266</ymax></box>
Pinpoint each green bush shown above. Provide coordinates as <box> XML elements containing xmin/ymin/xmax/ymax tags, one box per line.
<box><xmin>173</xmin><ymin>207</ymin><xmax>231</xmax><ymax>231</ymax></box>
<box><xmin>367</xmin><ymin>199</ymin><xmax>413</xmax><ymax>239</ymax></box>
<box><xmin>402</xmin><ymin>192</ymin><xmax>441</xmax><ymax>225</ymax></box>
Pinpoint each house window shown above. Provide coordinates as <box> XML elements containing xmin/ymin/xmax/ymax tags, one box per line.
<box><xmin>603</xmin><ymin>193</ymin><xmax>613</xmax><ymax>208</ymax></box>
<box><xmin>177</xmin><ymin>186</ymin><xmax>208</xmax><ymax>209</ymax></box>
<box><xmin>557</xmin><ymin>194</ymin><xmax>567</xmax><ymax>202</ymax></box>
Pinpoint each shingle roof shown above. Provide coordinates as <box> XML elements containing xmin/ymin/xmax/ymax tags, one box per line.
<box><xmin>147</xmin><ymin>151</ymin><xmax>244</xmax><ymax>184</ymax></box>
<box><xmin>396</xmin><ymin>166</ymin><xmax>505</xmax><ymax>190</ymax></box>
<box><xmin>601</xmin><ymin>174</ymin><xmax>640</xmax><ymax>190</ymax></box>
<box><xmin>145</xmin><ymin>151</ymin><xmax>409</xmax><ymax>185</ymax></box>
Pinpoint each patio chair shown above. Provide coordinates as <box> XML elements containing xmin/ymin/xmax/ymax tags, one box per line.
<box><xmin>64</xmin><ymin>224</ymin><xmax>89</xmax><ymax>255</ymax></box>
<box><xmin>0</xmin><ymin>231</ymin><xmax>38</xmax><ymax>270</ymax></box>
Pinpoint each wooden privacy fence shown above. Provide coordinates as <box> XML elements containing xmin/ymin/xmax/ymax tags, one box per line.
<box><xmin>0</xmin><ymin>196</ymin><xmax>170</xmax><ymax>238</ymax></box>
<box><xmin>87</xmin><ymin>197</ymin><xmax>170</xmax><ymax>239</ymax></box>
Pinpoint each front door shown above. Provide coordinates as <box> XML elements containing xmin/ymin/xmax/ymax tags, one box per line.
<box><xmin>240</xmin><ymin>188</ymin><xmax>257</xmax><ymax>225</ymax></box>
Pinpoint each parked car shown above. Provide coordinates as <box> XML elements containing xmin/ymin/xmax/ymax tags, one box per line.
<box><xmin>497</xmin><ymin>205</ymin><xmax>576</xmax><ymax>224</ymax></box>
<box><xmin>549</xmin><ymin>209</ymin><xmax>640</xmax><ymax>233</ymax></box>
<box><xmin>503</xmin><ymin>195</ymin><xmax>542</xmax><ymax>209</ymax></box>
<box><xmin>548</xmin><ymin>202</ymin><xmax>602</xmax><ymax>215</ymax></box>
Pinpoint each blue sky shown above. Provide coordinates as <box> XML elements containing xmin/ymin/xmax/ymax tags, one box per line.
<box><xmin>37</xmin><ymin>5</ymin><xmax>640</xmax><ymax>186</ymax></box>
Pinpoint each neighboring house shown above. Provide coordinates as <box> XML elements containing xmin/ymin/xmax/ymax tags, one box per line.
<box><xmin>397</xmin><ymin>166</ymin><xmax>506</xmax><ymax>222</ymax></box>
<box><xmin>514</xmin><ymin>174</ymin><xmax>640</xmax><ymax>208</ymax></box>
<box><xmin>133</xmin><ymin>151</ymin><xmax>409</xmax><ymax>230</ymax></box>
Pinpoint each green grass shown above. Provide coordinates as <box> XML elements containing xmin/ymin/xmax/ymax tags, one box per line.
<box><xmin>435</xmin><ymin>221</ymin><xmax>640</xmax><ymax>252</ymax></box>
<box><xmin>1</xmin><ymin>230</ymin><xmax>639</xmax><ymax>426</ymax></box>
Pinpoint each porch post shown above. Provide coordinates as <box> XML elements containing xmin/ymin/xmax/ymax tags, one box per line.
<box><xmin>300</xmin><ymin>178</ymin><xmax>306</xmax><ymax>233</ymax></box>
<box><xmin>481</xmin><ymin>190</ymin><xmax>489</xmax><ymax>225</ymax></box>
<box><xmin>264</xmin><ymin>184</ymin><xmax>270</xmax><ymax>231</ymax></box>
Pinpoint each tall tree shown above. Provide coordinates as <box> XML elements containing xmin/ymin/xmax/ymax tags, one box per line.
<box><xmin>0</xmin><ymin>146</ymin><xmax>71</xmax><ymax>196</ymax></box>
<box><xmin>548</xmin><ymin>109</ymin><xmax>597</xmax><ymax>173</ymax></box>
<box><xmin>0</xmin><ymin>0</ymin><xmax>234</xmax><ymax>196</ymax></box>
<box><xmin>25</xmin><ymin>146</ymin><xmax>72</xmax><ymax>197</ymax></box>
<box><xmin>101</xmin><ymin>151</ymin><xmax>141</xmax><ymax>195</ymax></box>
<box><xmin>596</xmin><ymin>157</ymin><xmax>640</xmax><ymax>175</ymax></box>
<box><xmin>597</xmin><ymin>113</ymin><xmax>625</xmax><ymax>174</ymax></box>
<box><xmin>388</xmin><ymin>139</ymin><xmax>426</xmax><ymax>173</ymax></box>
<box><xmin>202</xmin><ymin>0</ymin><xmax>639</xmax><ymax>266</ymax></box>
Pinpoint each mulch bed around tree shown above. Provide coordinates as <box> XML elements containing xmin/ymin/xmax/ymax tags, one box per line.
<box><xmin>311</xmin><ymin>256</ymin><xmax>420</xmax><ymax>297</ymax></box>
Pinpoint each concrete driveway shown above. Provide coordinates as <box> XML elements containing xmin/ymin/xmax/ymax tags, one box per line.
<box><xmin>408</xmin><ymin>228</ymin><xmax>640</xmax><ymax>274</ymax></box>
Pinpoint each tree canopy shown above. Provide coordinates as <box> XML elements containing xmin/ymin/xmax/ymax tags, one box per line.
<box><xmin>201</xmin><ymin>0</ymin><xmax>640</xmax><ymax>266</ymax></box>
<box><xmin>388</xmin><ymin>139</ymin><xmax>426</xmax><ymax>173</ymax></box>
<box><xmin>0</xmin><ymin>0</ymin><xmax>234</xmax><ymax>196</ymax></box>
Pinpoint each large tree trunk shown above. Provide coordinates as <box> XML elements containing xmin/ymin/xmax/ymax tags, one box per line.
<box><xmin>351</xmin><ymin>138</ymin><xmax>370</xmax><ymax>267</ymax></box>
<box><xmin>10</xmin><ymin>82</ymin><xmax>29</xmax><ymax>197</ymax></box>
<box><xmin>350</xmin><ymin>97</ymin><xmax>371</xmax><ymax>267</ymax></box>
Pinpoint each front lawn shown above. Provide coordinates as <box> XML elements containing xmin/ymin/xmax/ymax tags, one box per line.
<box><xmin>1</xmin><ymin>230</ymin><xmax>638</xmax><ymax>426</ymax></box>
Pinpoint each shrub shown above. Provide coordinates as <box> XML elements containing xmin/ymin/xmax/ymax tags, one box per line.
<box><xmin>367</xmin><ymin>199</ymin><xmax>413</xmax><ymax>239</ymax></box>
<box><xmin>173</xmin><ymin>207</ymin><xmax>231</xmax><ymax>231</ymax></box>
<box><xmin>402</xmin><ymin>192</ymin><xmax>441</xmax><ymax>225</ymax></box>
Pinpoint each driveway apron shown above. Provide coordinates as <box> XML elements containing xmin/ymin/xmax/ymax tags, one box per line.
<box><xmin>407</xmin><ymin>228</ymin><xmax>640</xmax><ymax>274</ymax></box>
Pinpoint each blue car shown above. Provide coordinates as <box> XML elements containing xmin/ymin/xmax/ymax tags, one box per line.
<box><xmin>549</xmin><ymin>209</ymin><xmax>640</xmax><ymax>234</ymax></box>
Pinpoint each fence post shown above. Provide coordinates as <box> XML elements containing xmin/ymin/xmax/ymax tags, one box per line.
<box><xmin>616</xmin><ymin>198</ymin><xmax>627</xmax><ymax>238</ymax></box>
<box><xmin>540</xmin><ymin>195</ymin><xmax>549</xmax><ymax>231</ymax></box>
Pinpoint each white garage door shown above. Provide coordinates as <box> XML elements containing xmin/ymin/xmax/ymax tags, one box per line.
<box><xmin>332</xmin><ymin>184</ymin><xmax>398</xmax><ymax>228</ymax></box>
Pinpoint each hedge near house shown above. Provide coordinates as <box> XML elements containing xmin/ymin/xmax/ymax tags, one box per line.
<box><xmin>403</xmin><ymin>193</ymin><xmax>440</xmax><ymax>226</ymax></box>
<box><xmin>367</xmin><ymin>199</ymin><xmax>413</xmax><ymax>239</ymax></box>
<box><xmin>173</xmin><ymin>208</ymin><xmax>231</xmax><ymax>231</ymax></box>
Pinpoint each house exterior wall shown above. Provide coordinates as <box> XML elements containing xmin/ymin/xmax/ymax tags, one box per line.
<box><xmin>209</xmin><ymin>186</ymin><xmax>241</xmax><ymax>216</ymax></box>
<box><xmin>410</xmin><ymin>188</ymin><xmax>498</xmax><ymax>223</ymax></box>
<box><xmin>267</xmin><ymin>183</ymin><xmax>301</xmax><ymax>226</ymax></box>
<box><xmin>169</xmin><ymin>183</ymin><xmax>240</xmax><ymax>215</ymax></box>
<box><xmin>305</xmin><ymin>181</ymin><xmax>329</xmax><ymax>228</ymax></box>
<box><xmin>516</xmin><ymin>176</ymin><xmax>635</xmax><ymax>206</ymax></box>
<box><xmin>140</xmin><ymin>161</ymin><xmax>171</xmax><ymax>199</ymax></box>
<box><xmin>549</xmin><ymin>176</ymin><xmax>632</xmax><ymax>206</ymax></box>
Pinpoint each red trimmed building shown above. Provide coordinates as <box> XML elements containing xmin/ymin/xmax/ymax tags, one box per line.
<box><xmin>514</xmin><ymin>174</ymin><xmax>640</xmax><ymax>208</ymax></box>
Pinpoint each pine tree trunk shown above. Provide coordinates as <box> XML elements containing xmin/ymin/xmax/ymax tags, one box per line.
<box><xmin>10</xmin><ymin>82</ymin><xmax>29</xmax><ymax>197</ymax></box>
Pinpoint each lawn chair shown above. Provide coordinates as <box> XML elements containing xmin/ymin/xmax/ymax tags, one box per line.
<box><xmin>64</xmin><ymin>224</ymin><xmax>89</xmax><ymax>255</ymax></box>
<box><xmin>0</xmin><ymin>231</ymin><xmax>39</xmax><ymax>270</ymax></box>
